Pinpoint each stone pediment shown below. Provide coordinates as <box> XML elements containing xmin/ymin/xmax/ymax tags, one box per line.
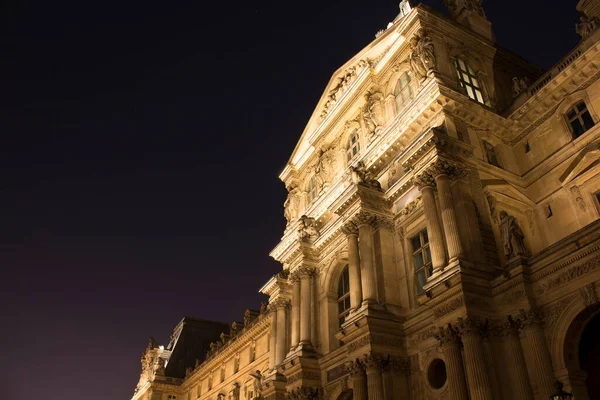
<box><xmin>482</xmin><ymin>181</ymin><xmax>535</xmax><ymax>208</ymax></box>
<box><xmin>559</xmin><ymin>140</ymin><xmax>600</xmax><ymax>185</ymax></box>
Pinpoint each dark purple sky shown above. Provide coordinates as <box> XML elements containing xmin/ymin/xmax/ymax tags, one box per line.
<box><xmin>0</xmin><ymin>1</ymin><xmax>579</xmax><ymax>399</ymax></box>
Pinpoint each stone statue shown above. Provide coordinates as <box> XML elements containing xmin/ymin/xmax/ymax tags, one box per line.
<box><xmin>315</xmin><ymin>147</ymin><xmax>337</xmax><ymax>191</ymax></box>
<box><xmin>232</xmin><ymin>383</ymin><xmax>241</xmax><ymax>400</ymax></box>
<box><xmin>409</xmin><ymin>29</ymin><xmax>436</xmax><ymax>81</ymax></box>
<box><xmin>512</xmin><ymin>77</ymin><xmax>529</xmax><ymax>96</ymax></box>
<box><xmin>249</xmin><ymin>370</ymin><xmax>263</xmax><ymax>398</ymax></box>
<box><xmin>577</xmin><ymin>15</ymin><xmax>599</xmax><ymax>39</ymax></box>
<box><xmin>283</xmin><ymin>184</ymin><xmax>300</xmax><ymax>227</ymax></box>
<box><xmin>297</xmin><ymin>215</ymin><xmax>320</xmax><ymax>241</ymax></box>
<box><xmin>399</xmin><ymin>0</ymin><xmax>412</xmax><ymax>17</ymax></box>
<box><xmin>499</xmin><ymin>211</ymin><xmax>529</xmax><ymax>258</ymax></box>
<box><xmin>363</xmin><ymin>91</ymin><xmax>386</xmax><ymax>141</ymax></box>
<box><xmin>154</xmin><ymin>357</ymin><xmax>166</xmax><ymax>375</ymax></box>
<box><xmin>351</xmin><ymin>161</ymin><xmax>382</xmax><ymax>191</ymax></box>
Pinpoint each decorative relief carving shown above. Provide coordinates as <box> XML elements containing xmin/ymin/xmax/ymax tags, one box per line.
<box><xmin>284</xmin><ymin>386</ymin><xmax>323</xmax><ymax>400</ymax></box>
<box><xmin>351</xmin><ymin>161</ymin><xmax>382</xmax><ymax>191</ymax></box>
<box><xmin>537</xmin><ymin>255</ymin><xmax>600</xmax><ymax>295</ymax></box>
<box><xmin>314</xmin><ymin>147</ymin><xmax>338</xmax><ymax>194</ymax></box>
<box><xmin>580</xmin><ymin>283</ymin><xmax>598</xmax><ymax>306</ymax></box>
<box><xmin>408</xmin><ymin>29</ymin><xmax>436</xmax><ymax>82</ymax></box>
<box><xmin>490</xmin><ymin>316</ymin><xmax>521</xmax><ymax>337</ymax></box>
<box><xmin>434</xmin><ymin>324</ymin><xmax>461</xmax><ymax>346</ymax></box>
<box><xmin>516</xmin><ymin>308</ymin><xmax>543</xmax><ymax>327</ymax></box>
<box><xmin>455</xmin><ymin>316</ymin><xmax>487</xmax><ymax>337</ymax></box>
<box><xmin>297</xmin><ymin>215</ymin><xmax>320</xmax><ymax>242</ymax></box>
<box><xmin>499</xmin><ymin>211</ymin><xmax>530</xmax><ymax>259</ymax></box>
<box><xmin>542</xmin><ymin>296</ymin><xmax>576</xmax><ymax>332</ymax></box>
<box><xmin>284</xmin><ymin>184</ymin><xmax>301</xmax><ymax>227</ymax></box>
<box><xmin>347</xmin><ymin>334</ymin><xmax>372</xmax><ymax>352</ymax></box>
<box><xmin>429</xmin><ymin>160</ymin><xmax>463</xmax><ymax>180</ymax></box>
<box><xmin>319</xmin><ymin>61</ymin><xmax>369</xmax><ymax>122</ymax></box>
<box><xmin>497</xmin><ymin>288</ymin><xmax>526</xmax><ymax>306</ymax></box>
<box><xmin>433</xmin><ymin>297</ymin><xmax>464</xmax><ymax>318</ymax></box>
<box><xmin>399</xmin><ymin>195</ymin><xmax>423</xmax><ymax>218</ymax></box>
<box><xmin>375</xmin><ymin>217</ymin><xmax>395</xmax><ymax>231</ymax></box>
<box><xmin>570</xmin><ymin>185</ymin><xmax>586</xmax><ymax>211</ymax></box>
<box><xmin>326</xmin><ymin>364</ymin><xmax>349</xmax><ymax>383</ymax></box>
<box><xmin>352</xmin><ymin>211</ymin><xmax>377</xmax><ymax>228</ymax></box>
<box><xmin>363</xmin><ymin>90</ymin><xmax>386</xmax><ymax>142</ymax></box>
<box><xmin>576</xmin><ymin>14</ymin><xmax>599</xmax><ymax>39</ymax></box>
<box><xmin>286</xmin><ymin>371</ymin><xmax>320</xmax><ymax>384</ymax></box>
<box><xmin>409</xmin><ymin>326</ymin><xmax>438</xmax><ymax>346</ymax></box>
<box><xmin>512</xmin><ymin>77</ymin><xmax>529</xmax><ymax>97</ymax></box>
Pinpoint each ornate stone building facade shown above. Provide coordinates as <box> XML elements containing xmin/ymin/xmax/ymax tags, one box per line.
<box><xmin>132</xmin><ymin>1</ymin><xmax>600</xmax><ymax>399</ymax></box>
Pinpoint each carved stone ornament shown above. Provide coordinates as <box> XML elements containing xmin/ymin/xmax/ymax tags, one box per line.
<box><xmin>249</xmin><ymin>370</ymin><xmax>263</xmax><ymax>398</ymax></box>
<box><xmin>284</xmin><ymin>387</ymin><xmax>322</xmax><ymax>400</ymax></box>
<box><xmin>455</xmin><ymin>316</ymin><xmax>488</xmax><ymax>337</ymax></box>
<box><xmin>537</xmin><ymin>255</ymin><xmax>600</xmax><ymax>295</ymax></box>
<box><xmin>491</xmin><ymin>316</ymin><xmax>521</xmax><ymax>337</ymax></box>
<box><xmin>429</xmin><ymin>159</ymin><xmax>464</xmax><ymax>180</ymax></box>
<box><xmin>297</xmin><ymin>215</ymin><xmax>320</xmax><ymax>241</ymax></box>
<box><xmin>314</xmin><ymin>146</ymin><xmax>338</xmax><ymax>193</ymax></box>
<box><xmin>516</xmin><ymin>308</ymin><xmax>543</xmax><ymax>327</ymax></box>
<box><xmin>433</xmin><ymin>297</ymin><xmax>464</xmax><ymax>318</ymax></box>
<box><xmin>352</xmin><ymin>211</ymin><xmax>377</xmax><ymax>228</ymax></box>
<box><xmin>512</xmin><ymin>77</ymin><xmax>529</xmax><ymax>97</ymax></box>
<box><xmin>413</xmin><ymin>171</ymin><xmax>436</xmax><ymax>190</ymax></box>
<box><xmin>408</xmin><ymin>28</ymin><xmax>436</xmax><ymax>82</ymax></box>
<box><xmin>576</xmin><ymin>14</ymin><xmax>599</xmax><ymax>39</ymax></box>
<box><xmin>319</xmin><ymin>61</ymin><xmax>369</xmax><ymax>122</ymax></box>
<box><xmin>399</xmin><ymin>195</ymin><xmax>423</xmax><ymax>218</ymax></box>
<box><xmin>399</xmin><ymin>0</ymin><xmax>413</xmax><ymax>18</ymax></box>
<box><xmin>570</xmin><ymin>185</ymin><xmax>586</xmax><ymax>210</ymax></box>
<box><xmin>363</xmin><ymin>90</ymin><xmax>386</xmax><ymax>142</ymax></box>
<box><xmin>232</xmin><ymin>383</ymin><xmax>241</xmax><ymax>400</ymax></box>
<box><xmin>351</xmin><ymin>161</ymin><xmax>382</xmax><ymax>191</ymax></box>
<box><xmin>341</xmin><ymin>221</ymin><xmax>359</xmax><ymax>236</ymax></box>
<box><xmin>434</xmin><ymin>324</ymin><xmax>461</xmax><ymax>346</ymax></box>
<box><xmin>284</xmin><ymin>184</ymin><xmax>301</xmax><ymax>227</ymax></box>
<box><xmin>580</xmin><ymin>283</ymin><xmax>598</xmax><ymax>306</ymax></box>
<box><xmin>442</xmin><ymin>0</ymin><xmax>485</xmax><ymax>18</ymax></box>
<box><xmin>499</xmin><ymin>211</ymin><xmax>530</xmax><ymax>259</ymax></box>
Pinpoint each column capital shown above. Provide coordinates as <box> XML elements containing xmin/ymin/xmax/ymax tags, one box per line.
<box><xmin>296</xmin><ymin>266</ymin><xmax>317</xmax><ymax>278</ymax></box>
<box><xmin>430</xmin><ymin>159</ymin><xmax>467</xmax><ymax>181</ymax></box>
<box><xmin>352</xmin><ymin>211</ymin><xmax>377</xmax><ymax>227</ymax></box>
<box><xmin>341</xmin><ymin>221</ymin><xmax>359</xmax><ymax>236</ymax></box>
<box><xmin>270</xmin><ymin>298</ymin><xmax>290</xmax><ymax>310</ymax></box>
<box><xmin>491</xmin><ymin>315</ymin><xmax>522</xmax><ymax>337</ymax></box>
<box><xmin>347</xmin><ymin>359</ymin><xmax>366</xmax><ymax>377</ymax></box>
<box><xmin>455</xmin><ymin>316</ymin><xmax>488</xmax><ymax>337</ymax></box>
<box><xmin>414</xmin><ymin>171</ymin><xmax>436</xmax><ymax>190</ymax></box>
<box><xmin>516</xmin><ymin>308</ymin><xmax>544</xmax><ymax>327</ymax></box>
<box><xmin>435</xmin><ymin>324</ymin><xmax>461</xmax><ymax>346</ymax></box>
<box><xmin>375</xmin><ymin>217</ymin><xmax>394</xmax><ymax>231</ymax></box>
<box><xmin>363</xmin><ymin>353</ymin><xmax>384</xmax><ymax>371</ymax></box>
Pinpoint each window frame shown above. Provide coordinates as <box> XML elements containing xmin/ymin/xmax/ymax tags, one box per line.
<box><xmin>337</xmin><ymin>264</ymin><xmax>351</xmax><ymax>327</ymax></box>
<box><xmin>306</xmin><ymin>174</ymin><xmax>318</xmax><ymax>204</ymax></box>
<box><xmin>454</xmin><ymin>57</ymin><xmax>486</xmax><ymax>105</ymax></box>
<box><xmin>346</xmin><ymin>131</ymin><xmax>361</xmax><ymax>163</ymax></box>
<box><xmin>394</xmin><ymin>71</ymin><xmax>413</xmax><ymax>110</ymax></box>
<box><xmin>411</xmin><ymin>229</ymin><xmax>432</xmax><ymax>295</ymax></box>
<box><xmin>566</xmin><ymin>101</ymin><xmax>595</xmax><ymax>139</ymax></box>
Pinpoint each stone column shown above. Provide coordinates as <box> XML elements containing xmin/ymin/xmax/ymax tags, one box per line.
<box><xmin>354</xmin><ymin>212</ymin><xmax>378</xmax><ymax>304</ymax></box>
<box><xmin>269</xmin><ymin>307</ymin><xmax>277</xmax><ymax>370</ymax></box>
<box><xmin>364</xmin><ymin>355</ymin><xmax>384</xmax><ymax>400</ymax></box>
<box><xmin>436</xmin><ymin>325</ymin><xmax>469</xmax><ymax>400</ymax></box>
<box><xmin>518</xmin><ymin>309</ymin><xmax>556</xmax><ymax>399</ymax></box>
<box><xmin>342</xmin><ymin>221</ymin><xmax>363</xmax><ymax>309</ymax></box>
<box><xmin>415</xmin><ymin>173</ymin><xmax>446</xmax><ymax>274</ymax></box>
<box><xmin>300</xmin><ymin>269</ymin><xmax>312</xmax><ymax>345</ymax></box>
<box><xmin>290</xmin><ymin>277</ymin><xmax>300</xmax><ymax>349</ymax></box>
<box><xmin>432</xmin><ymin>162</ymin><xmax>463</xmax><ymax>262</ymax></box>
<box><xmin>494</xmin><ymin>317</ymin><xmax>534</xmax><ymax>399</ymax></box>
<box><xmin>457</xmin><ymin>317</ymin><xmax>494</xmax><ymax>400</ymax></box>
<box><xmin>275</xmin><ymin>300</ymin><xmax>288</xmax><ymax>366</ymax></box>
<box><xmin>381</xmin><ymin>359</ymin><xmax>393</xmax><ymax>400</ymax></box>
<box><xmin>349</xmin><ymin>361</ymin><xmax>368</xmax><ymax>400</ymax></box>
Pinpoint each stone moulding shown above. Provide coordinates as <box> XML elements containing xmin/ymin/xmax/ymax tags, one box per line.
<box><xmin>536</xmin><ymin>254</ymin><xmax>600</xmax><ymax>296</ymax></box>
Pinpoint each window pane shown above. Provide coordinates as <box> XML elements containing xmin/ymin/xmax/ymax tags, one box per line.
<box><xmin>458</xmin><ymin>58</ymin><xmax>466</xmax><ymax>70</ymax></box>
<box><xmin>472</xmin><ymin>76</ymin><xmax>480</xmax><ymax>88</ymax></box>
<box><xmin>465</xmin><ymin>86</ymin><xmax>475</xmax><ymax>99</ymax></box>
<box><xmin>567</xmin><ymin>109</ymin><xmax>577</xmax><ymax>119</ymax></box>
<box><xmin>411</xmin><ymin>236</ymin><xmax>421</xmax><ymax>250</ymax></box>
<box><xmin>413</xmin><ymin>251</ymin><xmax>424</xmax><ymax>268</ymax></box>
<box><xmin>422</xmin><ymin>230</ymin><xmax>429</xmax><ymax>243</ymax></box>
<box><xmin>475</xmin><ymin>90</ymin><xmax>484</xmax><ymax>104</ymax></box>
<box><xmin>582</xmin><ymin>111</ymin><xmax>595</xmax><ymax>130</ymax></box>
<box><xmin>572</xmin><ymin>120</ymin><xmax>585</xmax><ymax>138</ymax></box>
<box><xmin>425</xmin><ymin>247</ymin><xmax>432</xmax><ymax>264</ymax></box>
<box><xmin>416</xmin><ymin>269</ymin><xmax>427</xmax><ymax>293</ymax></box>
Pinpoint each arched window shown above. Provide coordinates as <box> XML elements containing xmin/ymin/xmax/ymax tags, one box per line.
<box><xmin>306</xmin><ymin>175</ymin><xmax>318</xmax><ymax>204</ymax></box>
<box><xmin>455</xmin><ymin>57</ymin><xmax>485</xmax><ymax>105</ymax></box>
<box><xmin>567</xmin><ymin>101</ymin><xmax>595</xmax><ymax>138</ymax></box>
<box><xmin>411</xmin><ymin>229</ymin><xmax>432</xmax><ymax>294</ymax></box>
<box><xmin>394</xmin><ymin>72</ymin><xmax>413</xmax><ymax>109</ymax></box>
<box><xmin>337</xmin><ymin>265</ymin><xmax>351</xmax><ymax>326</ymax></box>
<box><xmin>346</xmin><ymin>132</ymin><xmax>361</xmax><ymax>162</ymax></box>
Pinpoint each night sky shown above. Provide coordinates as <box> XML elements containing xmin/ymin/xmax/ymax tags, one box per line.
<box><xmin>1</xmin><ymin>0</ymin><xmax>580</xmax><ymax>399</ymax></box>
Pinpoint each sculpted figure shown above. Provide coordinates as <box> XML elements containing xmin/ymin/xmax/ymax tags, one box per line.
<box><xmin>283</xmin><ymin>185</ymin><xmax>300</xmax><ymax>226</ymax></box>
<box><xmin>443</xmin><ymin>0</ymin><xmax>485</xmax><ymax>17</ymax></box>
<box><xmin>576</xmin><ymin>14</ymin><xmax>599</xmax><ymax>38</ymax></box>
<box><xmin>250</xmin><ymin>370</ymin><xmax>263</xmax><ymax>398</ymax></box>
<box><xmin>315</xmin><ymin>147</ymin><xmax>337</xmax><ymax>191</ymax></box>
<box><xmin>154</xmin><ymin>357</ymin><xmax>166</xmax><ymax>375</ymax></box>
<box><xmin>232</xmin><ymin>383</ymin><xmax>241</xmax><ymax>400</ymax></box>
<box><xmin>298</xmin><ymin>215</ymin><xmax>320</xmax><ymax>241</ymax></box>
<box><xmin>363</xmin><ymin>91</ymin><xmax>386</xmax><ymax>140</ymax></box>
<box><xmin>399</xmin><ymin>0</ymin><xmax>412</xmax><ymax>17</ymax></box>
<box><xmin>409</xmin><ymin>29</ymin><xmax>435</xmax><ymax>81</ymax></box>
<box><xmin>499</xmin><ymin>211</ymin><xmax>529</xmax><ymax>258</ymax></box>
<box><xmin>351</xmin><ymin>161</ymin><xmax>382</xmax><ymax>191</ymax></box>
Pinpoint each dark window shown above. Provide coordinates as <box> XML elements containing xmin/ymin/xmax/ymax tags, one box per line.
<box><xmin>337</xmin><ymin>265</ymin><xmax>351</xmax><ymax>326</ymax></box>
<box><xmin>455</xmin><ymin>58</ymin><xmax>485</xmax><ymax>105</ymax></box>
<box><xmin>307</xmin><ymin>175</ymin><xmax>318</xmax><ymax>204</ymax></box>
<box><xmin>394</xmin><ymin>72</ymin><xmax>413</xmax><ymax>109</ymax></box>
<box><xmin>567</xmin><ymin>101</ymin><xmax>595</xmax><ymax>138</ymax></box>
<box><xmin>525</xmin><ymin>141</ymin><xmax>531</xmax><ymax>153</ymax></box>
<box><xmin>483</xmin><ymin>141</ymin><xmax>500</xmax><ymax>167</ymax></box>
<box><xmin>411</xmin><ymin>230</ymin><xmax>432</xmax><ymax>294</ymax></box>
<box><xmin>346</xmin><ymin>132</ymin><xmax>361</xmax><ymax>162</ymax></box>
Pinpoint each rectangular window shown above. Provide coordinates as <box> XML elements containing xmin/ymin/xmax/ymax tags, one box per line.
<box><xmin>411</xmin><ymin>229</ymin><xmax>432</xmax><ymax>294</ymax></box>
<box><xmin>568</xmin><ymin>101</ymin><xmax>595</xmax><ymax>138</ymax></box>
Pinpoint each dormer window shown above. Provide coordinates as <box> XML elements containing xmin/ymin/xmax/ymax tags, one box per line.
<box><xmin>307</xmin><ymin>175</ymin><xmax>318</xmax><ymax>204</ymax></box>
<box><xmin>455</xmin><ymin>58</ymin><xmax>485</xmax><ymax>105</ymax></box>
<box><xmin>567</xmin><ymin>101</ymin><xmax>595</xmax><ymax>138</ymax></box>
<box><xmin>394</xmin><ymin>72</ymin><xmax>413</xmax><ymax>109</ymax></box>
<box><xmin>346</xmin><ymin>132</ymin><xmax>360</xmax><ymax>162</ymax></box>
